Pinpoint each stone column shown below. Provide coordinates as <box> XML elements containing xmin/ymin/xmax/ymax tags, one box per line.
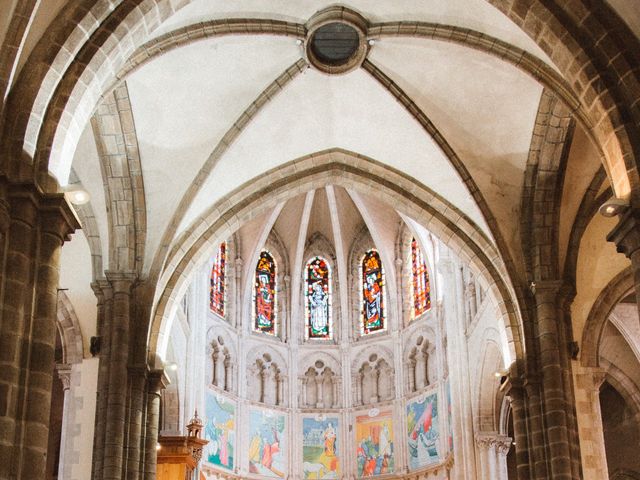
<box><xmin>103</xmin><ymin>271</ymin><xmax>136</xmax><ymax>480</ymax></box>
<box><xmin>56</xmin><ymin>364</ymin><xmax>73</xmax><ymax>480</ymax></box>
<box><xmin>92</xmin><ymin>280</ymin><xmax>113</xmax><ymax>480</ymax></box>
<box><xmin>475</xmin><ymin>435</ymin><xmax>492</xmax><ymax>479</ymax></box>
<box><xmin>503</xmin><ymin>377</ymin><xmax>531</xmax><ymax>480</ymax></box>
<box><xmin>0</xmin><ymin>184</ymin><xmax>78</xmax><ymax>480</ymax></box>
<box><xmin>533</xmin><ymin>280</ymin><xmax>573</xmax><ymax>479</ymax></box>
<box><xmin>0</xmin><ymin>187</ymin><xmax>39</xmax><ymax>479</ymax></box>
<box><xmin>495</xmin><ymin>436</ymin><xmax>513</xmax><ymax>479</ymax></box>
<box><xmin>126</xmin><ymin>366</ymin><xmax>148</xmax><ymax>480</ymax></box>
<box><xmin>476</xmin><ymin>434</ymin><xmax>512</xmax><ymax>479</ymax></box>
<box><xmin>573</xmin><ymin>365</ymin><xmax>608</xmax><ymax>479</ymax></box>
<box><xmin>143</xmin><ymin>369</ymin><xmax>168</xmax><ymax>480</ymax></box>
<box><xmin>439</xmin><ymin>254</ymin><xmax>476</xmax><ymax>479</ymax></box>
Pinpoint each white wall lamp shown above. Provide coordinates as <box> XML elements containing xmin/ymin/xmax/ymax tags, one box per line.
<box><xmin>64</xmin><ymin>189</ymin><xmax>91</xmax><ymax>205</ymax></box>
<box><xmin>599</xmin><ymin>198</ymin><xmax>629</xmax><ymax>217</ymax></box>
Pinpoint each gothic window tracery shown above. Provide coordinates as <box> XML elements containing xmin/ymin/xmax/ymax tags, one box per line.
<box><xmin>305</xmin><ymin>256</ymin><xmax>332</xmax><ymax>339</ymax></box>
<box><xmin>209</xmin><ymin>242</ymin><xmax>226</xmax><ymax>317</ymax></box>
<box><xmin>253</xmin><ymin>250</ymin><xmax>277</xmax><ymax>335</ymax></box>
<box><xmin>410</xmin><ymin>237</ymin><xmax>431</xmax><ymax>320</ymax></box>
<box><xmin>361</xmin><ymin>249</ymin><xmax>385</xmax><ymax>335</ymax></box>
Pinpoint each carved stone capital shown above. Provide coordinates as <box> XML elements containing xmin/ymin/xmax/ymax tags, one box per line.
<box><xmin>531</xmin><ymin>279</ymin><xmax>563</xmax><ymax>302</ymax></box>
<box><xmin>56</xmin><ymin>364</ymin><xmax>72</xmax><ymax>391</ymax></box>
<box><xmin>148</xmin><ymin>368</ymin><xmax>170</xmax><ymax>394</ymax></box>
<box><xmin>494</xmin><ymin>435</ymin><xmax>513</xmax><ymax>455</ymax></box>
<box><xmin>607</xmin><ymin>207</ymin><xmax>640</xmax><ymax>258</ymax></box>
<box><xmin>475</xmin><ymin>433</ymin><xmax>497</xmax><ymax>450</ymax></box>
<box><xmin>104</xmin><ymin>270</ymin><xmax>137</xmax><ymax>294</ymax></box>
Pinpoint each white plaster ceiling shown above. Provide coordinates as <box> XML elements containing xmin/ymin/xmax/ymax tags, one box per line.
<box><xmin>558</xmin><ymin>125</ymin><xmax>604</xmax><ymax>273</ymax></box>
<box><xmin>152</xmin><ymin>0</ymin><xmax>554</xmax><ymax>66</ymax></box>
<box><xmin>370</xmin><ymin>37</ymin><xmax>543</xmax><ymax>270</ymax></box>
<box><xmin>126</xmin><ymin>36</ymin><xmax>301</xmax><ymax>271</ymax></box>
<box><xmin>70</xmin><ymin>122</ymin><xmax>109</xmax><ymax>272</ymax></box>
<box><xmin>238</xmin><ymin>186</ymin><xmax>403</xmax><ymax>294</ymax></box>
<box><xmin>572</xmin><ymin>213</ymin><xmax>629</xmax><ymax>342</ymax></box>
<box><xmin>180</xmin><ymin>67</ymin><xmax>490</xmax><ymax>236</ymax></box>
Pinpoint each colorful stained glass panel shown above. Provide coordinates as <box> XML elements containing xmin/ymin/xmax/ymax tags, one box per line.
<box><xmin>209</xmin><ymin>242</ymin><xmax>226</xmax><ymax>317</ymax></box>
<box><xmin>305</xmin><ymin>257</ymin><xmax>331</xmax><ymax>339</ymax></box>
<box><xmin>411</xmin><ymin>238</ymin><xmax>431</xmax><ymax>319</ymax></box>
<box><xmin>254</xmin><ymin>250</ymin><xmax>277</xmax><ymax>335</ymax></box>
<box><xmin>361</xmin><ymin>249</ymin><xmax>384</xmax><ymax>334</ymax></box>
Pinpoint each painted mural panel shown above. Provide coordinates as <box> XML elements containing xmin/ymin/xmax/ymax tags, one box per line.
<box><xmin>203</xmin><ymin>391</ymin><xmax>235</xmax><ymax>470</ymax></box>
<box><xmin>248</xmin><ymin>408</ymin><xmax>287</xmax><ymax>478</ymax></box>
<box><xmin>302</xmin><ymin>417</ymin><xmax>340</xmax><ymax>478</ymax></box>
<box><xmin>355</xmin><ymin>410</ymin><xmax>394</xmax><ymax>477</ymax></box>
<box><xmin>407</xmin><ymin>392</ymin><xmax>440</xmax><ymax>470</ymax></box>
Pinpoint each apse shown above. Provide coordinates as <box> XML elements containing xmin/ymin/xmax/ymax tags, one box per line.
<box><xmin>159</xmin><ymin>184</ymin><xmax>511</xmax><ymax>479</ymax></box>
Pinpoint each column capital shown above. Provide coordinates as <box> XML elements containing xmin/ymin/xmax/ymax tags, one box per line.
<box><xmin>530</xmin><ymin>279</ymin><xmax>563</xmax><ymax>300</ymax></box>
<box><xmin>494</xmin><ymin>435</ymin><xmax>513</xmax><ymax>455</ymax></box>
<box><xmin>56</xmin><ymin>363</ymin><xmax>73</xmax><ymax>391</ymax></box>
<box><xmin>148</xmin><ymin>368</ymin><xmax>170</xmax><ymax>394</ymax></box>
<box><xmin>607</xmin><ymin>207</ymin><xmax>640</xmax><ymax>258</ymax></box>
<box><xmin>104</xmin><ymin>270</ymin><xmax>137</xmax><ymax>293</ymax></box>
<box><xmin>7</xmin><ymin>182</ymin><xmax>80</xmax><ymax>240</ymax></box>
<box><xmin>475</xmin><ymin>433</ymin><xmax>498</xmax><ymax>450</ymax></box>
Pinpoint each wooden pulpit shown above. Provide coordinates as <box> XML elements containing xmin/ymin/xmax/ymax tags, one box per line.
<box><xmin>157</xmin><ymin>411</ymin><xmax>208</xmax><ymax>480</ymax></box>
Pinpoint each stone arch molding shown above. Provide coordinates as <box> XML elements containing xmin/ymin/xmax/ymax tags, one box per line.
<box><xmin>56</xmin><ymin>291</ymin><xmax>84</xmax><ymax>364</ymax></box>
<box><xmin>148</xmin><ymin>149</ymin><xmax>525</xmax><ymax>368</ymax></box>
<box><xmin>581</xmin><ymin>266</ymin><xmax>634</xmax><ymax>368</ymax></box>
<box><xmin>3</xmin><ymin>0</ymin><xmax>638</xmax><ymax>199</ymax></box>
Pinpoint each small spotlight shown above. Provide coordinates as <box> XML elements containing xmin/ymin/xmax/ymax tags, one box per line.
<box><xmin>599</xmin><ymin>198</ymin><xmax>629</xmax><ymax>217</ymax></box>
<box><xmin>368</xmin><ymin>39</ymin><xmax>376</xmax><ymax>46</ymax></box>
<box><xmin>156</xmin><ymin>443</ymin><xmax>161</xmax><ymax>451</ymax></box>
<box><xmin>65</xmin><ymin>189</ymin><xmax>90</xmax><ymax>205</ymax></box>
<box><xmin>296</xmin><ymin>39</ymin><xmax>303</xmax><ymax>46</ymax></box>
<box><xmin>165</xmin><ymin>362</ymin><xmax>178</xmax><ymax>372</ymax></box>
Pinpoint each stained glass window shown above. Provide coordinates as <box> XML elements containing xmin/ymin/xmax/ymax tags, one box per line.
<box><xmin>411</xmin><ymin>237</ymin><xmax>431</xmax><ymax>319</ymax></box>
<box><xmin>209</xmin><ymin>242</ymin><xmax>226</xmax><ymax>317</ymax></box>
<box><xmin>253</xmin><ymin>250</ymin><xmax>277</xmax><ymax>335</ymax></box>
<box><xmin>305</xmin><ymin>256</ymin><xmax>332</xmax><ymax>339</ymax></box>
<box><xmin>361</xmin><ymin>249</ymin><xmax>385</xmax><ymax>335</ymax></box>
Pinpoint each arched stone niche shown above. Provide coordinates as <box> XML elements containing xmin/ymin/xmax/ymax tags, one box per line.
<box><xmin>404</xmin><ymin>333</ymin><xmax>437</xmax><ymax>394</ymax></box>
<box><xmin>351</xmin><ymin>345</ymin><xmax>395</xmax><ymax>406</ymax></box>
<box><xmin>246</xmin><ymin>346</ymin><xmax>288</xmax><ymax>407</ymax></box>
<box><xmin>206</xmin><ymin>326</ymin><xmax>236</xmax><ymax>394</ymax></box>
<box><xmin>298</xmin><ymin>351</ymin><xmax>342</xmax><ymax>409</ymax></box>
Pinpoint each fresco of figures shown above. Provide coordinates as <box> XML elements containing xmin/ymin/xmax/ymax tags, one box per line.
<box><xmin>248</xmin><ymin>408</ymin><xmax>287</xmax><ymax>478</ymax></box>
<box><xmin>302</xmin><ymin>417</ymin><xmax>340</xmax><ymax>478</ymax></box>
<box><xmin>355</xmin><ymin>410</ymin><xmax>394</xmax><ymax>477</ymax></box>
<box><xmin>203</xmin><ymin>391</ymin><xmax>235</xmax><ymax>470</ymax></box>
<box><xmin>407</xmin><ymin>392</ymin><xmax>440</xmax><ymax>470</ymax></box>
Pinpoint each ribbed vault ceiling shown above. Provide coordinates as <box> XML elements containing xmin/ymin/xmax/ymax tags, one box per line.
<box><xmin>63</xmin><ymin>0</ymin><xmax>606</xmax><ymax>298</ymax></box>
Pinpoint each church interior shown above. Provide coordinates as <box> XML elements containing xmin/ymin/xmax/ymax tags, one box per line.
<box><xmin>1</xmin><ymin>1</ymin><xmax>640</xmax><ymax>479</ymax></box>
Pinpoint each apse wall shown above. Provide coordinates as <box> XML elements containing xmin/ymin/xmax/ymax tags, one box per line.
<box><xmin>199</xmin><ymin>309</ymin><xmax>453</xmax><ymax>480</ymax></box>
<box><xmin>160</xmin><ymin>226</ymin><xmax>497</xmax><ymax>480</ymax></box>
